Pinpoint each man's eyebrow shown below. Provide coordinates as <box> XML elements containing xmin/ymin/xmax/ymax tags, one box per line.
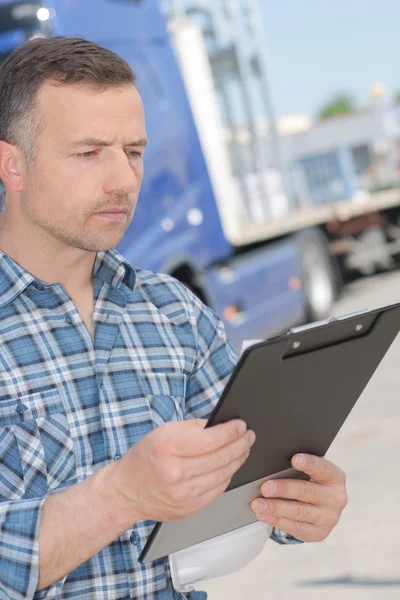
<box><xmin>128</xmin><ymin>138</ymin><xmax>148</xmax><ymax>147</ymax></box>
<box><xmin>70</xmin><ymin>137</ymin><xmax>148</xmax><ymax>148</ymax></box>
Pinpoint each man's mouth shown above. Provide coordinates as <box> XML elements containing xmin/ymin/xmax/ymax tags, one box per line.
<box><xmin>94</xmin><ymin>208</ymin><xmax>129</xmax><ymax>222</ymax></box>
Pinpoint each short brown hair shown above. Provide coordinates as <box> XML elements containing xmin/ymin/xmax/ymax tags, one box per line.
<box><xmin>0</xmin><ymin>36</ymin><xmax>136</xmax><ymax>163</ymax></box>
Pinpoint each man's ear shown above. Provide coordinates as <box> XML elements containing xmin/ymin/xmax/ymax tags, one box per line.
<box><xmin>0</xmin><ymin>141</ymin><xmax>25</xmax><ymax>192</ymax></box>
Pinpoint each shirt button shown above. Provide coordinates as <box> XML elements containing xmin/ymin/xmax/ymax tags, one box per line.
<box><xmin>34</xmin><ymin>283</ymin><xmax>46</xmax><ymax>291</ymax></box>
<box><xmin>66</xmin><ymin>315</ymin><xmax>74</xmax><ymax>325</ymax></box>
<box><xmin>114</xmin><ymin>454</ymin><xmax>121</xmax><ymax>461</ymax></box>
<box><xmin>130</xmin><ymin>531</ymin><xmax>140</xmax><ymax>546</ymax></box>
<box><xmin>16</xmin><ymin>404</ymin><xmax>28</xmax><ymax>415</ymax></box>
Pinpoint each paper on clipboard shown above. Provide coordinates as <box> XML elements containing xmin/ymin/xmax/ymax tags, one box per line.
<box><xmin>240</xmin><ymin>339</ymin><xmax>265</xmax><ymax>356</ymax></box>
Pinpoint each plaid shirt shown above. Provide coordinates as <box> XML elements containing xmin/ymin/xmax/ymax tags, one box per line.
<box><xmin>0</xmin><ymin>248</ymin><xmax>300</xmax><ymax>600</ymax></box>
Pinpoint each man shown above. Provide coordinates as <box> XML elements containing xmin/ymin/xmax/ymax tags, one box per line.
<box><xmin>0</xmin><ymin>37</ymin><xmax>347</xmax><ymax>600</ymax></box>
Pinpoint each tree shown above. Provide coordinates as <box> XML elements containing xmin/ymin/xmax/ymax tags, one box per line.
<box><xmin>318</xmin><ymin>93</ymin><xmax>356</xmax><ymax>120</ymax></box>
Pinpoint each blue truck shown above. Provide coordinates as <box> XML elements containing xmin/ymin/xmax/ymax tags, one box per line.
<box><xmin>3</xmin><ymin>0</ymin><xmax>399</xmax><ymax>349</ymax></box>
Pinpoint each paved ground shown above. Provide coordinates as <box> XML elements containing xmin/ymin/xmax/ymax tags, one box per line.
<box><xmin>202</xmin><ymin>269</ymin><xmax>400</xmax><ymax>599</ymax></box>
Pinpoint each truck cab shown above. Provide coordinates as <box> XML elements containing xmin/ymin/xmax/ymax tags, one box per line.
<box><xmin>0</xmin><ymin>0</ymin><xmax>309</xmax><ymax>349</ymax></box>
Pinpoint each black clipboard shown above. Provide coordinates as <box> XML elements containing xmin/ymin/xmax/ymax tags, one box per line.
<box><xmin>139</xmin><ymin>302</ymin><xmax>400</xmax><ymax>563</ymax></box>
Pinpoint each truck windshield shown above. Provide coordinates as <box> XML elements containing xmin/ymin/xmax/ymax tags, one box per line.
<box><xmin>0</xmin><ymin>2</ymin><xmax>51</xmax><ymax>63</ymax></box>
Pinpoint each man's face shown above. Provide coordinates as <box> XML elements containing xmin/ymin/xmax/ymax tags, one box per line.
<box><xmin>20</xmin><ymin>82</ymin><xmax>147</xmax><ymax>252</ymax></box>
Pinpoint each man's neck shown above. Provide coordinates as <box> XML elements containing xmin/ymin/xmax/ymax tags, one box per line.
<box><xmin>0</xmin><ymin>217</ymin><xmax>96</xmax><ymax>297</ymax></box>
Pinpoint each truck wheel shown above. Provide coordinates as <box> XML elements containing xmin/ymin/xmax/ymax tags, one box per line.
<box><xmin>296</xmin><ymin>230</ymin><xmax>339</xmax><ymax>322</ymax></box>
<box><xmin>170</xmin><ymin>265</ymin><xmax>210</xmax><ymax>307</ymax></box>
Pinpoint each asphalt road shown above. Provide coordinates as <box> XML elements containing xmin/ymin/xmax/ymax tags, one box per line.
<box><xmin>202</xmin><ymin>269</ymin><xmax>400</xmax><ymax>599</ymax></box>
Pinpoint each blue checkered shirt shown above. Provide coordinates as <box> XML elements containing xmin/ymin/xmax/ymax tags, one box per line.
<box><xmin>0</xmin><ymin>248</ymin><xmax>300</xmax><ymax>600</ymax></box>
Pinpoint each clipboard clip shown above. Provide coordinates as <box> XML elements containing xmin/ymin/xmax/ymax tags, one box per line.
<box><xmin>288</xmin><ymin>308</ymin><xmax>370</xmax><ymax>335</ymax></box>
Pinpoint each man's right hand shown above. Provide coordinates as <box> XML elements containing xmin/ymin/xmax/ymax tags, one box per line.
<box><xmin>112</xmin><ymin>418</ymin><xmax>256</xmax><ymax>523</ymax></box>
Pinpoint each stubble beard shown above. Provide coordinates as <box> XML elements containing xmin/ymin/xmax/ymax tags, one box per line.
<box><xmin>22</xmin><ymin>183</ymin><xmax>135</xmax><ymax>252</ymax></box>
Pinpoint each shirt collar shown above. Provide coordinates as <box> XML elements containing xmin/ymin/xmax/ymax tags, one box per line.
<box><xmin>0</xmin><ymin>251</ymin><xmax>36</xmax><ymax>308</ymax></box>
<box><xmin>0</xmin><ymin>248</ymin><xmax>136</xmax><ymax>309</ymax></box>
<box><xmin>93</xmin><ymin>249</ymin><xmax>136</xmax><ymax>291</ymax></box>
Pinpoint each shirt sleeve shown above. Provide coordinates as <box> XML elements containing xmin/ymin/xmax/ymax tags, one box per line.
<box><xmin>184</xmin><ymin>294</ymin><xmax>238</xmax><ymax>420</ymax></box>
<box><xmin>270</xmin><ymin>528</ymin><xmax>304</xmax><ymax>545</ymax></box>
<box><xmin>184</xmin><ymin>291</ymin><xmax>303</xmax><ymax>546</ymax></box>
<box><xmin>0</xmin><ymin>496</ymin><xmax>46</xmax><ymax>600</ymax></box>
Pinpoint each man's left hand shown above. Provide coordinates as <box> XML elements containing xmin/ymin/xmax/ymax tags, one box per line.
<box><xmin>250</xmin><ymin>454</ymin><xmax>348</xmax><ymax>542</ymax></box>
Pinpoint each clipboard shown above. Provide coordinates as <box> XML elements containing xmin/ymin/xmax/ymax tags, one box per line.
<box><xmin>139</xmin><ymin>302</ymin><xmax>400</xmax><ymax>563</ymax></box>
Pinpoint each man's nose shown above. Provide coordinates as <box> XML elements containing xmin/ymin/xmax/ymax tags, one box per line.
<box><xmin>103</xmin><ymin>153</ymin><xmax>139</xmax><ymax>196</ymax></box>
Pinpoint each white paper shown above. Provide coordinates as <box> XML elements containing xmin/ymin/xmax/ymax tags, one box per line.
<box><xmin>240</xmin><ymin>339</ymin><xmax>265</xmax><ymax>356</ymax></box>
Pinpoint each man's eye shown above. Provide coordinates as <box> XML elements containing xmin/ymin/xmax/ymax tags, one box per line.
<box><xmin>127</xmin><ymin>151</ymin><xmax>142</xmax><ymax>158</ymax></box>
<box><xmin>77</xmin><ymin>151</ymin><xmax>98</xmax><ymax>159</ymax></box>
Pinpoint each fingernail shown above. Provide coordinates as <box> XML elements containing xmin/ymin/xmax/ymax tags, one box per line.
<box><xmin>237</xmin><ymin>421</ymin><xmax>247</xmax><ymax>436</ymax></box>
<box><xmin>248</xmin><ymin>430</ymin><xmax>256</xmax><ymax>446</ymax></box>
<box><xmin>296</xmin><ymin>454</ymin><xmax>306</xmax><ymax>467</ymax></box>
<box><xmin>263</xmin><ymin>482</ymin><xmax>277</xmax><ymax>496</ymax></box>
<box><xmin>254</xmin><ymin>500</ymin><xmax>268</xmax><ymax>512</ymax></box>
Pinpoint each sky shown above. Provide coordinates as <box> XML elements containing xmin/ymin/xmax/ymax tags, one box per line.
<box><xmin>259</xmin><ymin>0</ymin><xmax>400</xmax><ymax>118</ymax></box>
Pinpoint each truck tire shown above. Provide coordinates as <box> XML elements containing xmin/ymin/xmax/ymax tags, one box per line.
<box><xmin>295</xmin><ymin>229</ymin><xmax>340</xmax><ymax>322</ymax></box>
<box><xmin>170</xmin><ymin>265</ymin><xmax>210</xmax><ymax>307</ymax></box>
